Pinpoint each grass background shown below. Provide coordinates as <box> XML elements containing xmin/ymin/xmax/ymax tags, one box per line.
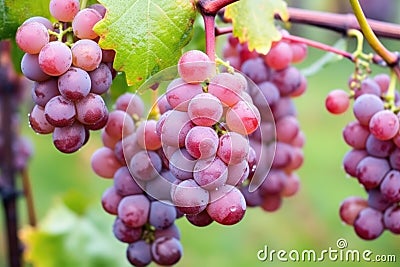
<box><xmin>1</xmin><ymin>1</ymin><xmax>400</xmax><ymax>266</ymax></box>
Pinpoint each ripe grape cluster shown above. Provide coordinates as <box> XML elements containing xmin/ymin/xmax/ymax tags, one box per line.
<box><xmin>326</xmin><ymin>74</ymin><xmax>400</xmax><ymax>240</ymax></box>
<box><xmin>16</xmin><ymin>0</ymin><xmax>115</xmax><ymax>153</ymax></box>
<box><xmin>223</xmin><ymin>33</ymin><xmax>307</xmax><ymax>212</ymax></box>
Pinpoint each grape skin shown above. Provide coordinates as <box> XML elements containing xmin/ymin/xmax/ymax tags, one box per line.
<box><xmin>16</xmin><ymin>22</ymin><xmax>49</xmax><ymax>54</ymax></box>
<box><xmin>177</xmin><ymin>50</ymin><xmax>215</xmax><ymax>84</ymax></box>
<box><xmin>49</xmin><ymin>0</ymin><xmax>80</xmax><ymax>22</ymax></box>
<box><xmin>58</xmin><ymin>67</ymin><xmax>91</xmax><ymax>101</ymax></box>
<box><xmin>71</xmin><ymin>39</ymin><xmax>103</xmax><ymax>71</ymax></box>
<box><xmin>72</xmin><ymin>8</ymin><xmax>102</xmax><ymax>39</ymax></box>
<box><xmin>38</xmin><ymin>41</ymin><xmax>72</xmax><ymax>76</ymax></box>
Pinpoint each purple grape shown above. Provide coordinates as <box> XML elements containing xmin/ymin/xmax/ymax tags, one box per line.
<box><xmin>342</xmin><ymin>121</ymin><xmax>369</xmax><ymax>149</ymax></box>
<box><xmin>342</xmin><ymin>149</ymin><xmax>368</xmax><ymax>177</ymax></box>
<box><xmin>354</xmin><ymin>207</ymin><xmax>384</xmax><ymax>240</ymax></box>
<box><xmin>151</xmin><ymin>237</ymin><xmax>183</xmax><ymax>266</ymax></box>
<box><xmin>380</xmin><ymin>170</ymin><xmax>400</xmax><ymax>202</ymax></box>
<box><xmin>172</xmin><ymin>179</ymin><xmax>209</xmax><ymax>215</ymax></box>
<box><xmin>113</xmin><ymin>166</ymin><xmax>143</xmax><ymax>196</ymax></box>
<box><xmin>89</xmin><ymin>63</ymin><xmax>112</xmax><ymax>94</ymax></box>
<box><xmin>31</xmin><ymin>78</ymin><xmax>59</xmax><ymax>107</ymax></box>
<box><xmin>44</xmin><ymin>95</ymin><xmax>76</xmax><ymax>127</ymax></box>
<box><xmin>52</xmin><ymin>122</ymin><xmax>86</xmax><ymax>153</ymax></box>
<box><xmin>383</xmin><ymin>205</ymin><xmax>400</xmax><ymax>234</ymax></box>
<box><xmin>149</xmin><ymin>201</ymin><xmax>177</xmax><ymax>230</ymax></box>
<box><xmin>356</xmin><ymin>156</ymin><xmax>390</xmax><ymax>189</ymax></box>
<box><xmin>352</xmin><ymin>94</ymin><xmax>384</xmax><ymax>126</ymax></box>
<box><xmin>186</xmin><ymin>210</ymin><xmax>214</xmax><ymax>227</ymax></box>
<box><xmin>117</xmin><ymin>195</ymin><xmax>150</xmax><ymax>228</ymax></box>
<box><xmin>112</xmin><ymin>217</ymin><xmax>142</xmax><ymax>243</ymax></box>
<box><xmin>126</xmin><ymin>240</ymin><xmax>152</xmax><ymax>267</ymax></box>
<box><xmin>365</xmin><ymin>134</ymin><xmax>394</xmax><ymax>158</ymax></box>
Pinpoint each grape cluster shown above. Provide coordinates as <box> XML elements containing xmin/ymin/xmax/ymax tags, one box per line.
<box><xmin>91</xmin><ymin>92</ymin><xmax>184</xmax><ymax>266</ymax></box>
<box><xmin>91</xmin><ymin>49</ymin><xmax>270</xmax><ymax>266</ymax></box>
<box><xmin>0</xmin><ymin>41</ymin><xmax>33</xmax><ymax>173</ymax></box>
<box><xmin>16</xmin><ymin>0</ymin><xmax>115</xmax><ymax>153</ymax></box>
<box><xmin>326</xmin><ymin>74</ymin><xmax>400</xmax><ymax>240</ymax></box>
<box><xmin>223</xmin><ymin>33</ymin><xmax>307</xmax><ymax>212</ymax></box>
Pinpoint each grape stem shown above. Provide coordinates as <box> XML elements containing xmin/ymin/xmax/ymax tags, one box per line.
<box><xmin>386</xmin><ymin>70</ymin><xmax>397</xmax><ymax>111</ymax></box>
<box><xmin>275</xmin><ymin>7</ymin><xmax>400</xmax><ymax>40</ymax></box>
<box><xmin>215</xmin><ymin>26</ymin><xmax>385</xmax><ymax>66</ymax></box>
<box><xmin>22</xmin><ymin>169</ymin><xmax>36</xmax><ymax>226</ymax></box>
<box><xmin>203</xmin><ymin>15</ymin><xmax>216</xmax><ymax>61</ymax></box>
<box><xmin>197</xmin><ymin>0</ymin><xmax>239</xmax><ymax>16</ymax></box>
<box><xmin>349</xmin><ymin>0</ymin><xmax>398</xmax><ymax>66</ymax></box>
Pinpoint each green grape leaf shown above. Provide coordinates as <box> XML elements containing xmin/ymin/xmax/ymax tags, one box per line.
<box><xmin>94</xmin><ymin>0</ymin><xmax>197</xmax><ymax>88</ymax></box>
<box><xmin>225</xmin><ymin>0</ymin><xmax>289</xmax><ymax>55</ymax></box>
<box><xmin>0</xmin><ymin>0</ymin><xmax>51</xmax><ymax>40</ymax></box>
<box><xmin>20</xmin><ymin>199</ymin><xmax>129</xmax><ymax>267</ymax></box>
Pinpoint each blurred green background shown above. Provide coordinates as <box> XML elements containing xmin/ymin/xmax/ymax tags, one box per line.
<box><xmin>1</xmin><ymin>0</ymin><xmax>400</xmax><ymax>266</ymax></box>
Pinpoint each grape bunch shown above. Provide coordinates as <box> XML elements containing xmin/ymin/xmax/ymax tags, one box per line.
<box><xmin>91</xmin><ymin>92</ymin><xmax>184</xmax><ymax>266</ymax></box>
<box><xmin>0</xmin><ymin>41</ymin><xmax>33</xmax><ymax>173</ymax></box>
<box><xmin>325</xmin><ymin>74</ymin><xmax>400</xmax><ymax>240</ymax></box>
<box><xmin>222</xmin><ymin>33</ymin><xmax>307</xmax><ymax>212</ymax></box>
<box><xmin>16</xmin><ymin>0</ymin><xmax>115</xmax><ymax>153</ymax></box>
<box><xmin>91</xmin><ymin>49</ymin><xmax>272</xmax><ymax>266</ymax></box>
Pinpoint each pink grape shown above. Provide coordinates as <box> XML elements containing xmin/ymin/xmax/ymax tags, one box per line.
<box><xmin>264</xmin><ymin>41</ymin><xmax>293</xmax><ymax>70</ymax></box>
<box><xmin>115</xmin><ymin>93</ymin><xmax>145</xmax><ymax>118</ymax></box>
<box><xmin>44</xmin><ymin>96</ymin><xmax>76</xmax><ymax>127</ymax></box>
<box><xmin>325</xmin><ymin>89</ymin><xmax>350</xmax><ymax>114</ymax></box>
<box><xmin>207</xmin><ymin>185</ymin><xmax>246</xmax><ymax>225</ymax></box>
<box><xmin>369</xmin><ymin>110</ymin><xmax>399</xmax><ymax>140</ymax></box>
<box><xmin>187</xmin><ymin>93</ymin><xmax>223</xmax><ymax>126</ymax></box>
<box><xmin>72</xmin><ymin>8</ymin><xmax>102</xmax><ymax>39</ymax></box>
<box><xmin>136</xmin><ymin>120</ymin><xmax>162</xmax><ymax>151</ymax></box>
<box><xmin>75</xmin><ymin>93</ymin><xmax>108</xmax><ymax>126</ymax></box>
<box><xmin>49</xmin><ymin>0</ymin><xmax>80</xmax><ymax>22</ymax></box>
<box><xmin>31</xmin><ymin>78</ymin><xmax>59</xmax><ymax>107</ymax></box>
<box><xmin>217</xmin><ymin>132</ymin><xmax>249</xmax><ymax>165</ymax></box>
<box><xmin>29</xmin><ymin>105</ymin><xmax>55</xmax><ymax>134</ymax></box>
<box><xmin>105</xmin><ymin>110</ymin><xmax>136</xmax><ymax>140</ymax></box>
<box><xmin>101</xmin><ymin>186</ymin><xmax>122</xmax><ymax>215</ymax></box>
<box><xmin>52</xmin><ymin>122</ymin><xmax>86</xmax><ymax>153</ymax></box>
<box><xmin>71</xmin><ymin>39</ymin><xmax>102</xmax><ymax>71</ymax></box>
<box><xmin>354</xmin><ymin>207</ymin><xmax>384</xmax><ymax>240</ymax></box>
<box><xmin>38</xmin><ymin>41</ymin><xmax>72</xmax><ymax>76</ymax></box>
<box><xmin>193</xmin><ymin>157</ymin><xmax>228</xmax><ymax>190</ymax></box>
<box><xmin>165</xmin><ymin>78</ymin><xmax>203</xmax><ymax>111</ymax></box>
<box><xmin>16</xmin><ymin>22</ymin><xmax>49</xmax><ymax>54</ymax></box>
<box><xmin>339</xmin><ymin>196</ymin><xmax>368</xmax><ymax>225</ymax></box>
<box><xmin>172</xmin><ymin>179</ymin><xmax>209</xmax><ymax>215</ymax></box>
<box><xmin>58</xmin><ymin>67</ymin><xmax>91</xmax><ymax>101</ymax></box>
<box><xmin>226</xmin><ymin>100</ymin><xmax>261</xmax><ymax>135</ymax></box>
<box><xmin>91</xmin><ymin>147</ymin><xmax>123</xmax><ymax>178</ymax></box>
<box><xmin>185</xmin><ymin>126</ymin><xmax>219</xmax><ymax>159</ymax></box>
<box><xmin>208</xmin><ymin>72</ymin><xmax>246</xmax><ymax>107</ymax></box>
<box><xmin>89</xmin><ymin>63</ymin><xmax>112</xmax><ymax>94</ymax></box>
<box><xmin>118</xmin><ymin>195</ymin><xmax>150</xmax><ymax>228</ymax></box>
<box><xmin>177</xmin><ymin>50</ymin><xmax>215</xmax><ymax>83</ymax></box>
<box><xmin>21</xmin><ymin>53</ymin><xmax>50</xmax><ymax>82</ymax></box>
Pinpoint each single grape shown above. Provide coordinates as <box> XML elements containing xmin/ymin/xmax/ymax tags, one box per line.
<box><xmin>365</xmin><ymin>134</ymin><xmax>394</xmax><ymax>158</ymax></box>
<box><xmin>151</xmin><ymin>237</ymin><xmax>183</xmax><ymax>266</ymax></box>
<box><xmin>325</xmin><ymin>89</ymin><xmax>350</xmax><ymax>114</ymax></box>
<box><xmin>44</xmin><ymin>96</ymin><xmax>76</xmax><ymax>127</ymax></box>
<box><xmin>264</xmin><ymin>41</ymin><xmax>293</xmax><ymax>70</ymax></box>
<box><xmin>356</xmin><ymin>156</ymin><xmax>390</xmax><ymax>189</ymax></box>
<box><xmin>160</xmin><ymin>110</ymin><xmax>194</xmax><ymax>147</ymax></box>
<box><xmin>207</xmin><ymin>185</ymin><xmax>246</xmax><ymax>225</ymax></box>
<box><xmin>58</xmin><ymin>67</ymin><xmax>91</xmax><ymax>101</ymax></box>
<box><xmin>113</xmin><ymin>166</ymin><xmax>143</xmax><ymax>196</ymax></box>
<box><xmin>353</xmin><ymin>207</ymin><xmax>384</xmax><ymax>240</ymax></box>
<box><xmin>290</xmin><ymin>42</ymin><xmax>308</xmax><ymax>63</ymax></box>
<box><xmin>342</xmin><ymin>121</ymin><xmax>369</xmax><ymax>149</ymax></box>
<box><xmin>165</xmin><ymin>78</ymin><xmax>203</xmax><ymax>111</ymax></box>
<box><xmin>383</xmin><ymin>205</ymin><xmax>400</xmax><ymax>234</ymax></box>
<box><xmin>226</xmin><ymin>160</ymin><xmax>248</xmax><ymax>186</ymax></box>
<box><xmin>339</xmin><ymin>196</ymin><xmax>368</xmax><ymax>226</ymax></box>
<box><xmin>75</xmin><ymin>93</ymin><xmax>108</xmax><ymax>126</ymax></box>
<box><xmin>112</xmin><ymin>217</ymin><xmax>142</xmax><ymax>243</ymax></box>
<box><xmin>136</xmin><ymin>120</ymin><xmax>162</xmax><ymax>151</ymax></box>
<box><xmin>38</xmin><ymin>41</ymin><xmax>72</xmax><ymax>76</ymax></box>
<box><xmin>88</xmin><ymin>63</ymin><xmax>112</xmax><ymax>94</ymax></box>
<box><xmin>149</xmin><ymin>201</ymin><xmax>177</xmax><ymax>230</ymax></box>
<box><xmin>91</xmin><ymin>147</ymin><xmax>123</xmax><ymax>178</ymax></box>
<box><xmin>23</xmin><ymin>16</ymin><xmax>54</xmax><ymax>31</ymax></box>
<box><xmin>354</xmin><ymin>78</ymin><xmax>381</xmax><ymax>98</ymax></box>
<box><xmin>353</xmin><ymin>94</ymin><xmax>384</xmax><ymax>126</ymax></box>
<box><xmin>129</xmin><ymin>150</ymin><xmax>162</xmax><ymax>181</ymax></box>
<box><xmin>105</xmin><ymin>110</ymin><xmax>135</xmax><ymax>140</ymax></box>
<box><xmin>374</xmin><ymin>73</ymin><xmax>390</xmax><ymax>94</ymax></box>
<box><xmin>71</xmin><ymin>39</ymin><xmax>102</xmax><ymax>71</ymax></box>
<box><xmin>186</xmin><ymin>210</ymin><xmax>214</xmax><ymax>227</ymax></box>
<box><xmin>226</xmin><ymin>100</ymin><xmax>261</xmax><ymax>135</ymax></box>
<box><xmin>21</xmin><ymin>53</ymin><xmax>50</xmax><ymax>82</ymax></box>
<box><xmin>193</xmin><ymin>157</ymin><xmax>228</xmax><ymax>190</ymax></box>
<box><xmin>380</xmin><ymin>170</ymin><xmax>400</xmax><ymax>202</ymax></box>
<box><xmin>31</xmin><ymin>78</ymin><xmax>59</xmax><ymax>107</ymax></box>
<box><xmin>52</xmin><ymin>122</ymin><xmax>86</xmax><ymax>153</ymax></box>
<box><xmin>281</xmin><ymin>172</ymin><xmax>301</xmax><ymax>197</ymax></box>
<box><xmin>118</xmin><ymin>195</ymin><xmax>150</xmax><ymax>228</ymax></box>
<box><xmin>29</xmin><ymin>105</ymin><xmax>55</xmax><ymax>134</ymax></box>
<box><xmin>261</xmin><ymin>193</ymin><xmax>282</xmax><ymax>212</ymax></box>
<box><xmin>101</xmin><ymin>186</ymin><xmax>122</xmax><ymax>215</ymax></box>
<box><xmin>127</xmin><ymin>240</ymin><xmax>152</xmax><ymax>267</ymax></box>
<box><xmin>115</xmin><ymin>93</ymin><xmax>145</xmax><ymax>118</ymax></box>
<box><xmin>368</xmin><ymin>188</ymin><xmax>392</xmax><ymax>211</ymax></box>
<box><xmin>187</xmin><ymin>93</ymin><xmax>223</xmax><ymax>126</ymax></box>
<box><xmin>178</xmin><ymin>50</ymin><xmax>215</xmax><ymax>83</ymax></box>
<box><xmin>16</xmin><ymin>22</ymin><xmax>49</xmax><ymax>54</ymax></box>
<box><xmin>185</xmin><ymin>126</ymin><xmax>219</xmax><ymax>159</ymax></box>
<box><xmin>271</xmin><ymin>66</ymin><xmax>302</xmax><ymax>96</ymax></box>
<box><xmin>72</xmin><ymin>8</ymin><xmax>102</xmax><ymax>39</ymax></box>
<box><xmin>342</xmin><ymin>149</ymin><xmax>368</xmax><ymax>177</ymax></box>
<box><xmin>276</xmin><ymin>115</ymin><xmax>299</xmax><ymax>143</ymax></box>
<box><xmin>369</xmin><ymin>110</ymin><xmax>399</xmax><ymax>140</ymax></box>
<box><xmin>145</xmin><ymin>171</ymin><xmax>176</xmax><ymax>201</ymax></box>
<box><xmin>240</xmin><ymin>58</ymin><xmax>270</xmax><ymax>84</ymax></box>
<box><xmin>172</xmin><ymin>179</ymin><xmax>209</xmax><ymax>215</ymax></box>
<box><xmin>49</xmin><ymin>0</ymin><xmax>80</xmax><ymax>22</ymax></box>
<box><xmin>89</xmin><ymin>3</ymin><xmax>107</xmax><ymax>18</ymax></box>
<box><xmin>208</xmin><ymin>72</ymin><xmax>246</xmax><ymax>107</ymax></box>
<box><xmin>217</xmin><ymin>132</ymin><xmax>249</xmax><ymax>165</ymax></box>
